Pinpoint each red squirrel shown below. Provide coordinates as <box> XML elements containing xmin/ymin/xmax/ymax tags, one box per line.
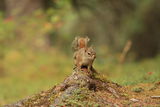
<box><xmin>72</xmin><ymin>37</ymin><xmax>96</xmax><ymax>73</ymax></box>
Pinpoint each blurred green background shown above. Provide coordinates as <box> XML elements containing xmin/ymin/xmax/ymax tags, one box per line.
<box><xmin>0</xmin><ymin>0</ymin><xmax>160</xmax><ymax>105</ymax></box>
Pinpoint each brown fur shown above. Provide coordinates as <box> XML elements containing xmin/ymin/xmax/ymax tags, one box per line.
<box><xmin>72</xmin><ymin>37</ymin><xmax>90</xmax><ymax>51</ymax></box>
<box><xmin>72</xmin><ymin>37</ymin><xmax>96</xmax><ymax>73</ymax></box>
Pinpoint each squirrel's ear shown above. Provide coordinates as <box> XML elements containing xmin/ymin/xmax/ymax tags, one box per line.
<box><xmin>86</xmin><ymin>36</ymin><xmax>90</xmax><ymax>42</ymax></box>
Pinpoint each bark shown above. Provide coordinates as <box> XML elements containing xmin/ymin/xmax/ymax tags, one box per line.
<box><xmin>5</xmin><ymin>0</ymin><xmax>43</xmax><ymax>17</ymax></box>
<box><xmin>0</xmin><ymin>0</ymin><xmax>6</xmax><ymax>11</ymax></box>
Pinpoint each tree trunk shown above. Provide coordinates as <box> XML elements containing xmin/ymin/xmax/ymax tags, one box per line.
<box><xmin>5</xmin><ymin>0</ymin><xmax>43</xmax><ymax>17</ymax></box>
<box><xmin>0</xmin><ymin>0</ymin><xmax>6</xmax><ymax>11</ymax></box>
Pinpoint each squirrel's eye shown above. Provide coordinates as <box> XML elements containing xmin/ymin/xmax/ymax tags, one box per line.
<box><xmin>87</xmin><ymin>52</ymin><xmax>91</xmax><ymax>55</ymax></box>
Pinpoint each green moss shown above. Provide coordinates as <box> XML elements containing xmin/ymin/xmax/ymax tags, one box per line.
<box><xmin>55</xmin><ymin>87</ymin><xmax>90</xmax><ymax>106</ymax></box>
<box><xmin>132</xmin><ymin>87</ymin><xmax>144</xmax><ymax>93</ymax></box>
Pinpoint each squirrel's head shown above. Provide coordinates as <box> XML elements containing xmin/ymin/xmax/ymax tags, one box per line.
<box><xmin>84</xmin><ymin>47</ymin><xmax>96</xmax><ymax>60</ymax></box>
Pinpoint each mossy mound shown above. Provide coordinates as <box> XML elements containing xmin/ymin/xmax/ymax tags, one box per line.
<box><xmin>4</xmin><ymin>69</ymin><xmax>126</xmax><ymax>107</ymax></box>
<box><xmin>4</xmin><ymin>69</ymin><xmax>160</xmax><ymax>107</ymax></box>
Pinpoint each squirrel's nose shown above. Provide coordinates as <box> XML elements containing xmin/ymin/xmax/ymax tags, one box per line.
<box><xmin>93</xmin><ymin>55</ymin><xmax>96</xmax><ymax>58</ymax></box>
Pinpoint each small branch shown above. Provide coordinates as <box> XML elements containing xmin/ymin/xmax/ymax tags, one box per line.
<box><xmin>119</xmin><ymin>40</ymin><xmax>132</xmax><ymax>63</ymax></box>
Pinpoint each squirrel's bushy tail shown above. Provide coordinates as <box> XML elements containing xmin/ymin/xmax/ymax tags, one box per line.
<box><xmin>72</xmin><ymin>36</ymin><xmax>90</xmax><ymax>51</ymax></box>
